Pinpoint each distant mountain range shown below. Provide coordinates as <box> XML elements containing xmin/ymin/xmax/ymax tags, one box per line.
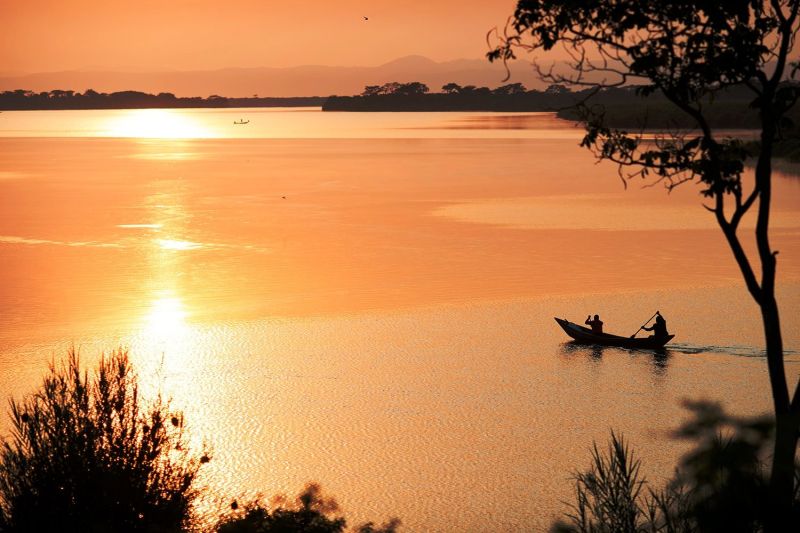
<box><xmin>0</xmin><ymin>56</ymin><xmax>549</xmax><ymax>97</ymax></box>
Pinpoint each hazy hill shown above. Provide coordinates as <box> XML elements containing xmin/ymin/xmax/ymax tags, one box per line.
<box><xmin>0</xmin><ymin>56</ymin><xmax>546</xmax><ymax>97</ymax></box>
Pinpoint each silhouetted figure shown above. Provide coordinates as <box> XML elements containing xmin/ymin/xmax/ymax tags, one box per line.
<box><xmin>585</xmin><ymin>314</ymin><xmax>604</xmax><ymax>334</ymax></box>
<box><xmin>643</xmin><ymin>312</ymin><xmax>669</xmax><ymax>339</ymax></box>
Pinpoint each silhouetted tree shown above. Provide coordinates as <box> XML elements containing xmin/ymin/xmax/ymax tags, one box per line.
<box><xmin>48</xmin><ymin>89</ymin><xmax>74</xmax><ymax>98</ymax></box>
<box><xmin>217</xmin><ymin>483</ymin><xmax>400</xmax><ymax>533</ymax></box>
<box><xmin>489</xmin><ymin>2</ymin><xmax>800</xmax><ymax>528</ymax></box>
<box><xmin>359</xmin><ymin>82</ymin><xmax>430</xmax><ymax>97</ymax></box>
<box><xmin>362</xmin><ymin>85</ymin><xmax>383</xmax><ymax>96</ymax></box>
<box><xmin>493</xmin><ymin>82</ymin><xmax>527</xmax><ymax>95</ymax></box>
<box><xmin>0</xmin><ymin>349</ymin><xmax>208</xmax><ymax>532</ymax></box>
<box><xmin>394</xmin><ymin>82</ymin><xmax>429</xmax><ymax>96</ymax></box>
<box><xmin>354</xmin><ymin>519</ymin><xmax>402</xmax><ymax>533</ymax></box>
<box><xmin>671</xmin><ymin>401</ymin><xmax>775</xmax><ymax>531</ymax></box>
<box><xmin>441</xmin><ymin>82</ymin><xmax>463</xmax><ymax>94</ymax></box>
<box><xmin>544</xmin><ymin>84</ymin><xmax>569</xmax><ymax>95</ymax></box>
<box><xmin>379</xmin><ymin>82</ymin><xmax>403</xmax><ymax>95</ymax></box>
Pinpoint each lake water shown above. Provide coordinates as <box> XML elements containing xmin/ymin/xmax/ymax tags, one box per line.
<box><xmin>0</xmin><ymin>108</ymin><xmax>799</xmax><ymax>531</ymax></box>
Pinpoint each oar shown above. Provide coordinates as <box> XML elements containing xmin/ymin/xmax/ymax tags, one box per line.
<box><xmin>630</xmin><ymin>311</ymin><xmax>659</xmax><ymax>338</ymax></box>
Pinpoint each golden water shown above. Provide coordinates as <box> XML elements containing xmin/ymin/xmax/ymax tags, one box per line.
<box><xmin>0</xmin><ymin>108</ymin><xmax>798</xmax><ymax>530</ymax></box>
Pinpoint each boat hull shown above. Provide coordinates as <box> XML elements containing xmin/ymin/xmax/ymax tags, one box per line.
<box><xmin>554</xmin><ymin>317</ymin><xmax>674</xmax><ymax>349</ymax></box>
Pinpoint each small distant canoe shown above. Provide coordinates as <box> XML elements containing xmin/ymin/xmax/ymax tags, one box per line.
<box><xmin>554</xmin><ymin>317</ymin><xmax>674</xmax><ymax>349</ymax></box>
<box><xmin>233</xmin><ymin>120</ymin><xmax>250</xmax><ymax>125</ymax></box>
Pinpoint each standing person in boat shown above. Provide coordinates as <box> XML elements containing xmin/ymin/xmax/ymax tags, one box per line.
<box><xmin>585</xmin><ymin>314</ymin><xmax>604</xmax><ymax>334</ymax></box>
<box><xmin>643</xmin><ymin>312</ymin><xmax>669</xmax><ymax>339</ymax></box>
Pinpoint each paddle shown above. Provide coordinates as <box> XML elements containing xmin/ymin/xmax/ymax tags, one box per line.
<box><xmin>630</xmin><ymin>311</ymin><xmax>659</xmax><ymax>339</ymax></box>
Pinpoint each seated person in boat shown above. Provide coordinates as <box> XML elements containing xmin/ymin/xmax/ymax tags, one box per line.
<box><xmin>643</xmin><ymin>312</ymin><xmax>669</xmax><ymax>338</ymax></box>
<box><xmin>585</xmin><ymin>314</ymin><xmax>604</xmax><ymax>334</ymax></box>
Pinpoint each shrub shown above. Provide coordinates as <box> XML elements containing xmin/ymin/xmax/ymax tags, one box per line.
<box><xmin>0</xmin><ymin>349</ymin><xmax>208</xmax><ymax>532</ymax></box>
<box><xmin>217</xmin><ymin>483</ymin><xmax>400</xmax><ymax>533</ymax></box>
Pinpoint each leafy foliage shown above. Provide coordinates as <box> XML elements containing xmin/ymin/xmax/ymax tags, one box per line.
<box><xmin>671</xmin><ymin>401</ymin><xmax>776</xmax><ymax>531</ymax></box>
<box><xmin>493</xmin><ymin>82</ymin><xmax>527</xmax><ymax>95</ymax></box>
<box><xmin>0</xmin><ymin>349</ymin><xmax>208</xmax><ymax>533</ymax></box>
<box><xmin>217</xmin><ymin>483</ymin><xmax>400</xmax><ymax>533</ymax></box>
<box><xmin>360</xmin><ymin>82</ymin><xmax>429</xmax><ymax>96</ymax></box>
<box><xmin>488</xmin><ymin>1</ymin><xmax>799</xmax><ymax>192</ymax></box>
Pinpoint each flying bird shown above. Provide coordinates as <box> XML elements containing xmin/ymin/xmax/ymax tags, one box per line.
<box><xmin>363</xmin><ymin>16</ymin><xmax>368</xmax><ymax>21</ymax></box>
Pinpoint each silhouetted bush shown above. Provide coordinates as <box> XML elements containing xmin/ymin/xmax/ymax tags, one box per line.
<box><xmin>353</xmin><ymin>518</ymin><xmax>402</xmax><ymax>533</ymax></box>
<box><xmin>553</xmin><ymin>402</ymin><xmax>800</xmax><ymax>532</ymax></box>
<box><xmin>216</xmin><ymin>483</ymin><xmax>400</xmax><ymax>533</ymax></box>
<box><xmin>0</xmin><ymin>349</ymin><xmax>209</xmax><ymax>532</ymax></box>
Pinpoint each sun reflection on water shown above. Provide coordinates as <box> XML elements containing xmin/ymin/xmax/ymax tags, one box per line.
<box><xmin>143</xmin><ymin>295</ymin><xmax>190</xmax><ymax>342</ymax></box>
<box><xmin>156</xmin><ymin>238</ymin><xmax>203</xmax><ymax>250</ymax></box>
<box><xmin>104</xmin><ymin>109</ymin><xmax>214</xmax><ymax>139</ymax></box>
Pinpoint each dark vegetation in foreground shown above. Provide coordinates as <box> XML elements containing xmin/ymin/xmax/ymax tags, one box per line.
<box><xmin>0</xmin><ymin>89</ymin><xmax>326</xmax><ymax>111</ymax></box>
<box><xmin>2</xmin><ymin>351</ymin><xmax>798</xmax><ymax>531</ymax></box>
<box><xmin>0</xmin><ymin>351</ymin><xmax>399</xmax><ymax>533</ymax></box>
<box><xmin>554</xmin><ymin>405</ymin><xmax>800</xmax><ymax>532</ymax></box>
<box><xmin>217</xmin><ymin>484</ymin><xmax>400</xmax><ymax>533</ymax></box>
<box><xmin>0</xmin><ymin>349</ymin><xmax>204</xmax><ymax>532</ymax></box>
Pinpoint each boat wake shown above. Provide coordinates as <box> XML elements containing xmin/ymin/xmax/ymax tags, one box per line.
<box><xmin>558</xmin><ymin>341</ymin><xmax>800</xmax><ymax>363</ymax></box>
<box><xmin>668</xmin><ymin>343</ymin><xmax>800</xmax><ymax>361</ymax></box>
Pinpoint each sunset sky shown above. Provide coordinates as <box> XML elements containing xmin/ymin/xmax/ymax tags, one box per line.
<box><xmin>1</xmin><ymin>0</ymin><xmax>519</xmax><ymax>74</ymax></box>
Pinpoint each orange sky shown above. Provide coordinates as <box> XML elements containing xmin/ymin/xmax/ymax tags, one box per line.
<box><xmin>0</xmin><ymin>0</ymin><xmax>520</xmax><ymax>74</ymax></box>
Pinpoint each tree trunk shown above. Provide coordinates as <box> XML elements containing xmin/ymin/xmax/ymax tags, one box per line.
<box><xmin>754</xmin><ymin>116</ymin><xmax>798</xmax><ymax>528</ymax></box>
<box><xmin>761</xmin><ymin>294</ymin><xmax>799</xmax><ymax>530</ymax></box>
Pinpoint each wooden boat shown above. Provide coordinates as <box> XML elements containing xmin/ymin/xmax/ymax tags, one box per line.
<box><xmin>554</xmin><ymin>317</ymin><xmax>674</xmax><ymax>349</ymax></box>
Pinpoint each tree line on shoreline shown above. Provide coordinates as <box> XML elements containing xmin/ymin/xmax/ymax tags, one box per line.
<box><xmin>0</xmin><ymin>89</ymin><xmax>326</xmax><ymax>111</ymax></box>
<box><xmin>0</xmin><ymin>83</ymin><xmax>575</xmax><ymax>112</ymax></box>
<box><xmin>4</xmin><ymin>83</ymin><xmax>799</xmax><ymax>149</ymax></box>
<box><xmin>324</xmin><ymin>80</ymin><xmax>800</xmax><ymax>127</ymax></box>
<box><xmin>322</xmin><ymin>81</ymin><xmax>577</xmax><ymax>111</ymax></box>
<box><xmin>324</xmin><ymin>81</ymin><xmax>800</xmax><ymax>161</ymax></box>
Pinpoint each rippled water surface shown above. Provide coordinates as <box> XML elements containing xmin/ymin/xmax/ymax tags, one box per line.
<box><xmin>1</xmin><ymin>108</ymin><xmax>799</xmax><ymax>531</ymax></box>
